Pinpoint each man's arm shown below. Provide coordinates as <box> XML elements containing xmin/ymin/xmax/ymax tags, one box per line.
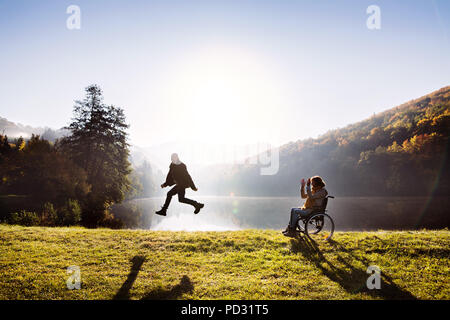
<box><xmin>162</xmin><ymin>165</ymin><xmax>175</xmax><ymax>187</ymax></box>
<box><xmin>184</xmin><ymin>164</ymin><xmax>197</xmax><ymax>190</ymax></box>
<box><xmin>189</xmin><ymin>175</ymin><xmax>197</xmax><ymax>191</ymax></box>
<box><xmin>187</xmin><ymin>172</ymin><xmax>197</xmax><ymax>191</ymax></box>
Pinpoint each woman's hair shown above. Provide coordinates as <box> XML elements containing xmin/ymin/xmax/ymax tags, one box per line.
<box><xmin>311</xmin><ymin>176</ymin><xmax>326</xmax><ymax>188</ymax></box>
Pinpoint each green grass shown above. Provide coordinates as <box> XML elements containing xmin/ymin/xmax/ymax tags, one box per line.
<box><xmin>0</xmin><ymin>224</ymin><xmax>449</xmax><ymax>300</ymax></box>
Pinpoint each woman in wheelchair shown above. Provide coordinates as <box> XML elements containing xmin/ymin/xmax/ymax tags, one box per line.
<box><xmin>283</xmin><ymin>175</ymin><xmax>328</xmax><ymax>237</ymax></box>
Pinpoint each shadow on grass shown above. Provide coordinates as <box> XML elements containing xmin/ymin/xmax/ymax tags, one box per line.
<box><xmin>141</xmin><ymin>275</ymin><xmax>194</xmax><ymax>300</ymax></box>
<box><xmin>113</xmin><ymin>255</ymin><xmax>193</xmax><ymax>300</ymax></box>
<box><xmin>290</xmin><ymin>235</ymin><xmax>416</xmax><ymax>300</ymax></box>
<box><xmin>113</xmin><ymin>255</ymin><xmax>146</xmax><ymax>300</ymax></box>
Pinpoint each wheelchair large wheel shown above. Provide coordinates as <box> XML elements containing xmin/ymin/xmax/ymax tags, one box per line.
<box><xmin>305</xmin><ymin>213</ymin><xmax>334</xmax><ymax>241</ymax></box>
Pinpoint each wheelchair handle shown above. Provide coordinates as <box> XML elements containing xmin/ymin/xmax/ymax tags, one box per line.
<box><xmin>327</xmin><ymin>196</ymin><xmax>335</xmax><ymax>199</ymax></box>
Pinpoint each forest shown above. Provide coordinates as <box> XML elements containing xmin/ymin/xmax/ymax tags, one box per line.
<box><xmin>0</xmin><ymin>85</ymin><xmax>139</xmax><ymax>228</ymax></box>
<box><xmin>204</xmin><ymin>86</ymin><xmax>450</xmax><ymax>197</ymax></box>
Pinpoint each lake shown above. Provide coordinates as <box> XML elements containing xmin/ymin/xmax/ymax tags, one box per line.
<box><xmin>124</xmin><ymin>196</ymin><xmax>450</xmax><ymax>231</ymax></box>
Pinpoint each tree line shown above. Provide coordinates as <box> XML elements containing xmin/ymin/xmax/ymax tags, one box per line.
<box><xmin>214</xmin><ymin>86</ymin><xmax>450</xmax><ymax>197</ymax></box>
<box><xmin>1</xmin><ymin>85</ymin><xmax>448</xmax><ymax>228</ymax></box>
<box><xmin>0</xmin><ymin>85</ymin><xmax>135</xmax><ymax>228</ymax></box>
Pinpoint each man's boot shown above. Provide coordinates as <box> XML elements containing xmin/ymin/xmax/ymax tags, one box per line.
<box><xmin>194</xmin><ymin>203</ymin><xmax>204</xmax><ymax>214</ymax></box>
<box><xmin>155</xmin><ymin>207</ymin><xmax>167</xmax><ymax>216</ymax></box>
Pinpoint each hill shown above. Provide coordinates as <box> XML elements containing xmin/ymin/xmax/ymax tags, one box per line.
<box><xmin>0</xmin><ymin>225</ymin><xmax>448</xmax><ymax>300</ymax></box>
<box><xmin>213</xmin><ymin>86</ymin><xmax>450</xmax><ymax>197</ymax></box>
<box><xmin>0</xmin><ymin>116</ymin><xmax>68</xmax><ymax>141</ymax></box>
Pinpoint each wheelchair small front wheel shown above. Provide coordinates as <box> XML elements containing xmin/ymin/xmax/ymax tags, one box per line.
<box><xmin>305</xmin><ymin>213</ymin><xmax>334</xmax><ymax>241</ymax></box>
<box><xmin>295</xmin><ymin>219</ymin><xmax>306</xmax><ymax>234</ymax></box>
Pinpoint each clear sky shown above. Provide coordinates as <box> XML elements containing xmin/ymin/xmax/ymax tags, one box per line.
<box><xmin>0</xmin><ymin>0</ymin><xmax>449</xmax><ymax>147</ymax></box>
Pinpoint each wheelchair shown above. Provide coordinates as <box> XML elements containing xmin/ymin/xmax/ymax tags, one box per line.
<box><xmin>295</xmin><ymin>196</ymin><xmax>335</xmax><ymax>241</ymax></box>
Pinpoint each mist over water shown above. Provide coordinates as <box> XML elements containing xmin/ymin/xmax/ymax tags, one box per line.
<box><xmin>150</xmin><ymin>197</ymin><xmax>241</xmax><ymax>231</ymax></box>
<box><xmin>151</xmin><ymin>214</ymin><xmax>240</xmax><ymax>231</ymax></box>
<box><xmin>133</xmin><ymin>196</ymin><xmax>245</xmax><ymax>231</ymax></box>
<box><xmin>127</xmin><ymin>196</ymin><xmax>450</xmax><ymax>231</ymax></box>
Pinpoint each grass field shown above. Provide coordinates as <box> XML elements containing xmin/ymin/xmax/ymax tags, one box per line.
<box><xmin>0</xmin><ymin>224</ymin><xmax>449</xmax><ymax>300</ymax></box>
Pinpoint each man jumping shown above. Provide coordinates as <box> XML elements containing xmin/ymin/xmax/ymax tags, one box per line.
<box><xmin>155</xmin><ymin>153</ymin><xmax>204</xmax><ymax>216</ymax></box>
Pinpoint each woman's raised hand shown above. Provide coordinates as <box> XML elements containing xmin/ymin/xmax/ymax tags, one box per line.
<box><xmin>306</xmin><ymin>178</ymin><xmax>311</xmax><ymax>186</ymax></box>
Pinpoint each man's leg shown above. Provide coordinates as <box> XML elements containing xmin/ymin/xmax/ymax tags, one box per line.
<box><xmin>177</xmin><ymin>187</ymin><xmax>198</xmax><ymax>207</ymax></box>
<box><xmin>178</xmin><ymin>188</ymin><xmax>204</xmax><ymax>214</ymax></box>
<box><xmin>163</xmin><ymin>186</ymin><xmax>179</xmax><ymax>209</ymax></box>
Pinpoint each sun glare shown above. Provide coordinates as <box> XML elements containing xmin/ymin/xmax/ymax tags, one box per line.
<box><xmin>159</xmin><ymin>46</ymin><xmax>286</xmax><ymax>145</ymax></box>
